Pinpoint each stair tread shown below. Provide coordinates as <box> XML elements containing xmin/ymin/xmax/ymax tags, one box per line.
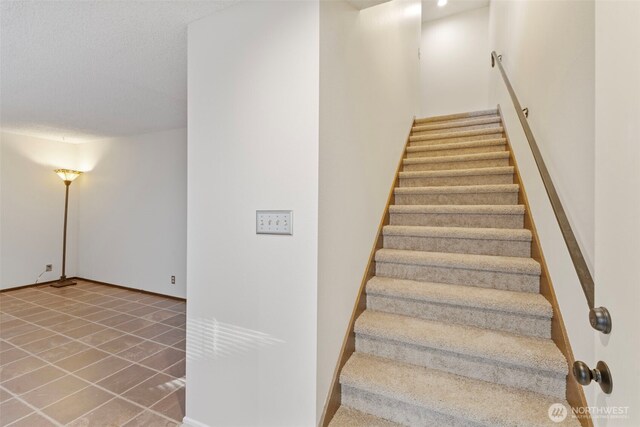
<box><xmin>403</xmin><ymin>151</ymin><xmax>509</xmax><ymax>165</ymax></box>
<box><xmin>383</xmin><ymin>225</ymin><xmax>531</xmax><ymax>241</ymax></box>
<box><xmin>330</xmin><ymin>406</ymin><xmax>402</xmax><ymax>427</ymax></box>
<box><xmin>414</xmin><ymin>109</ymin><xmax>498</xmax><ymax>124</ymax></box>
<box><xmin>399</xmin><ymin>166</ymin><xmax>514</xmax><ymax>179</ymax></box>
<box><xmin>388</xmin><ymin>204</ymin><xmax>525</xmax><ymax>214</ymax></box>
<box><xmin>410</xmin><ymin>127</ymin><xmax>504</xmax><ymax>142</ymax></box>
<box><xmin>333</xmin><ymin>111</ymin><xmax>577</xmax><ymax>426</ymax></box>
<box><xmin>355</xmin><ymin>310</ymin><xmax>566</xmax><ymax>373</ymax></box>
<box><xmin>395</xmin><ymin>184</ymin><xmax>519</xmax><ymax>195</ymax></box>
<box><xmin>366</xmin><ymin>276</ymin><xmax>551</xmax><ymax>317</ymax></box>
<box><xmin>341</xmin><ymin>353</ymin><xmax>579</xmax><ymax>427</ymax></box>
<box><xmin>375</xmin><ymin>249</ymin><xmax>541</xmax><ymax>275</ymax></box>
<box><xmin>406</xmin><ymin>138</ymin><xmax>506</xmax><ymax>152</ymax></box>
<box><xmin>412</xmin><ymin>116</ymin><xmax>502</xmax><ymax>132</ymax></box>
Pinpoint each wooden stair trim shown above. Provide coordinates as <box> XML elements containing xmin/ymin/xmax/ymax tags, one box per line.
<box><xmin>319</xmin><ymin>119</ymin><xmax>414</xmax><ymax>427</ymax></box>
<box><xmin>320</xmin><ymin>108</ymin><xmax>590</xmax><ymax>426</ymax></box>
<box><xmin>497</xmin><ymin>104</ymin><xmax>592</xmax><ymax>427</ymax></box>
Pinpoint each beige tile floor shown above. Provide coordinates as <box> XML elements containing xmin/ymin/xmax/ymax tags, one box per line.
<box><xmin>0</xmin><ymin>280</ymin><xmax>186</xmax><ymax>426</ymax></box>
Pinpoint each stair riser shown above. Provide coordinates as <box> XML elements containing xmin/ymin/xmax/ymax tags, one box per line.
<box><xmin>366</xmin><ymin>294</ymin><xmax>551</xmax><ymax>338</ymax></box>
<box><xmin>412</xmin><ymin>123</ymin><xmax>503</xmax><ymax>136</ymax></box>
<box><xmin>383</xmin><ymin>235</ymin><xmax>531</xmax><ymax>257</ymax></box>
<box><xmin>403</xmin><ymin>158</ymin><xmax>509</xmax><ymax>172</ymax></box>
<box><xmin>389</xmin><ymin>212</ymin><xmax>524</xmax><ymax>229</ymax></box>
<box><xmin>413</xmin><ymin>116</ymin><xmax>501</xmax><ymax>131</ymax></box>
<box><xmin>394</xmin><ymin>192</ymin><xmax>518</xmax><ymax>206</ymax></box>
<box><xmin>341</xmin><ymin>386</ymin><xmax>469</xmax><ymax>427</ymax></box>
<box><xmin>329</xmin><ymin>407</ymin><xmax>401</xmax><ymax>427</ymax></box>
<box><xmin>406</xmin><ymin>145</ymin><xmax>506</xmax><ymax>158</ymax></box>
<box><xmin>375</xmin><ymin>262</ymin><xmax>540</xmax><ymax>293</ymax></box>
<box><xmin>355</xmin><ymin>336</ymin><xmax>566</xmax><ymax>398</ymax></box>
<box><xmin>409</xmin><ymin>134</ymin><xmax>504</xmax><ymax>147</ymax></box>
<box><xmin>410</xmin><ymin>132</ymin><xmax>504</xmax><ymax>144</ymax></box>
<box><xmin>399</xmin><ymin>174</ymin><xmax>513</xmax><ymax>187</ymax></box>
<box><xmin>415</xmin><ymin>110</ymin><xmax>498</xmax><ymax>124</ymax></box>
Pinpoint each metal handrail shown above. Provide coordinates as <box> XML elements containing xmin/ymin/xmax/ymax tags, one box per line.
<box><xmin>490</xmin><ymin>51</ymin><xmax>596</xmax><ymax>311</ymax></box>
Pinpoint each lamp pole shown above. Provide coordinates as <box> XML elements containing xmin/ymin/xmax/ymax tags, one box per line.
<box><xmin>53</xmin><ymin>169</ymin><xmax>82</xmax><ymax>288</ymax></box>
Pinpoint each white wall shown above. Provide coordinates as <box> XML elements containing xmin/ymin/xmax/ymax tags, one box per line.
<box><xmin>420</xmin><ymin>7</ymin><xmax>490</xmax><ymax>117</ymax></box>
<box><xmin>0</xmin><ymin>129</ymin><xmax>187</xmax><ymax>297</ymax></box>
<box><xmin>0</xmin><ymin>132</ymin><xmax>80</xmax><ymax>289</ymax></box>
<box><xmin>186</xmin><ymin>2</ymin><xmax>319</xmax><ymax>426</ymax></box>
<box><xmin>489</xmin><ymin>0</ymin><xmax>595</xmax><ymax>273</ymax></box>
<box><xmin>317</xmin><ymin>0</ymin><xmax>420</xmax><ymax>421</ymax></box>
<box><xmin>76</xmin><ymin>128</ymin><xmax>187</xmax><ymax>298</ymax></box>
<box><xmin>594</xmin><ymin>2</ymin><xmax>640</xmax><ymax>425</ymax></box>
<box><xmin>488</xmin><ymin>0</ymin><xmax>595</xmax><ymax>405</ymax></box>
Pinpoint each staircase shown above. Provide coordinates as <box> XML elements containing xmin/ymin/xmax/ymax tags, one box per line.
<box><xmin>328</xmin><ymin>109</ymin><xmax>581</xmax><ymax>426</ymax></box>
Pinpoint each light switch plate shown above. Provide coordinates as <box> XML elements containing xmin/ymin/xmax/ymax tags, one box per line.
<box><xmin>256</xmin><ymin>210</ymin><xmax>292</xmax><ymax>235</ymax></box>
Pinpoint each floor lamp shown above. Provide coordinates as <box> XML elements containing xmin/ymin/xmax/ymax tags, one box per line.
<box><xmin>52</xmin><ymin>169</ymin><xmax>83</xmax><ymax>288</ymax></box>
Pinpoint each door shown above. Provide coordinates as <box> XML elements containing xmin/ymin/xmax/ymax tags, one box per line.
<box><xmin>594</xmin><ymin>1</ymin><xmax>640</xmax><ymax>426</ymax></box>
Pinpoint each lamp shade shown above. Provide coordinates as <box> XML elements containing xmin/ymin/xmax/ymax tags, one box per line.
<box><xmin>54</xmin><ymin>169</ymin><xmax>83</xmax><ymax>182</ymax></box>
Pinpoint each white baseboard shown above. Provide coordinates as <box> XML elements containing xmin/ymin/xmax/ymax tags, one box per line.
<box><xmin>182</xmin><ymin>416</ymin><xmax>210</xmax><ymax>427</ymax></box>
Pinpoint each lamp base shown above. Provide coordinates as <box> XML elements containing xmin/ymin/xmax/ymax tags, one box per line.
<box><xmin>51</xmin><ymin>278</ymin><xmax>77</xmax><ymax>288</ymax></box>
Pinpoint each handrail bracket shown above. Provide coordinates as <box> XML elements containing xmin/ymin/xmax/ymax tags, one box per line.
<box><xmin>490</xmin><ymin>51</ymin><xmax>609</xmax><ymax>334</ymax></box>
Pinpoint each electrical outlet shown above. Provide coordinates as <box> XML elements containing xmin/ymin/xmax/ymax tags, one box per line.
<box><xmin>256</xmin><ymin>210</ymin><xmax>293</xmax><ymax>235</ymax></box>
<box><xmin>171</xmin><ymin>276</ymin><xmax>176</xmax><ymax>285</ymax></box>
<box><xmin>46</xmin><ymin>264</ymin><xmax>53</xmax><ymax>272</ymax></box>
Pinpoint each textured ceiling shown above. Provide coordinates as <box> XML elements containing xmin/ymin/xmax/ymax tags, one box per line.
<box><xmin>422</xmin><ymin>0</ymin><xmax>489</xmax><ymax>22</ymax></box>
<box><xmin>0</xmin><ymin>1</ymin><xmax>233</xmax><ymax>143</ymax></box>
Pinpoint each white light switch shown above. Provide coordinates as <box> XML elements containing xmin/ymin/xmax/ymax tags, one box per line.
<box><xmin>256</xmin><ymin>210</ymin><xmax>292</xmax><ymax>235</ymax></box>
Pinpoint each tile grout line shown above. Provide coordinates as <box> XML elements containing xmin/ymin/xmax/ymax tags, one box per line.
<box><xmin>1</xmin><ymin>309</ymin><xmax>184</xmax><ymax>384</ymax></box>
<box><xmin>2</xmin><ymin>284</ymin><xmax>185</xmax><ymax>324</ymax></box>
<box><xmin>2</xmin><ymin>330</ymin><xmax>184</xmax><ymax>426</ymax></box>
<box><xmin>3</xmin><ymin>363</ymin><xmax>94</xmax><ymax>405</ymax></box>
<box><xmin>1</xmin><ymin>332</ymin><xmax>184</xmax><ymax>380</ymax></box>
<box><xmin>1</xmin><ymin>312</ymin><xmax>184</xmax><ymax>382</ymax></box>
<box><xmin>2</xmin><ymin>382</ymin><xmax>67</xmax><ymax>427</ymax></box>
<box><xmin>1</xmin><ymin>284</ymin><xmax>186</xmax><ymax>426</ymax></box>
<box><xmin>6</xmin><ymin>342</ymin><xmax>182</xmax><ymax>427</ymax></box>
<box><xmin>2</xmin><ymin>316</ymin><xmax>185</xmax><ymax>363</ymax></box>
<box><xmin>66</xmin><ymin>394</ymin><xmax>144</xmax><ymax>427</ymax></box>
<box><xmin>2</xmin><ymin>292</ymin><xmax>185</xmax><ymax>372</ymax></box>
<box><xmin>2</xmin><ymin>291</ymin><xmax>185</xmax><ymax>362</ymax></box>
<box><xmin>1</xmin><ymin>300</ymin><xmax>185</xmax><ymax>336</ymax></box>
<box><xmin>3</xmin><ymin>285</ymin><xmax>185</xmax><ymax>324</ymax></box>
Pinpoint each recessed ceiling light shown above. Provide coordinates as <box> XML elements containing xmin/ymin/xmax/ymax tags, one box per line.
<box><xmin>437</xmin><ymin>0</ymin><xmax>448</xmax><ymax>7</ymax></box>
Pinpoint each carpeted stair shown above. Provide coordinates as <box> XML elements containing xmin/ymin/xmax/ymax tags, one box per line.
<box><xmin>329</xmin><ymin>109</ymin><xmax>579</xmax><ymax>426</ymax></box>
